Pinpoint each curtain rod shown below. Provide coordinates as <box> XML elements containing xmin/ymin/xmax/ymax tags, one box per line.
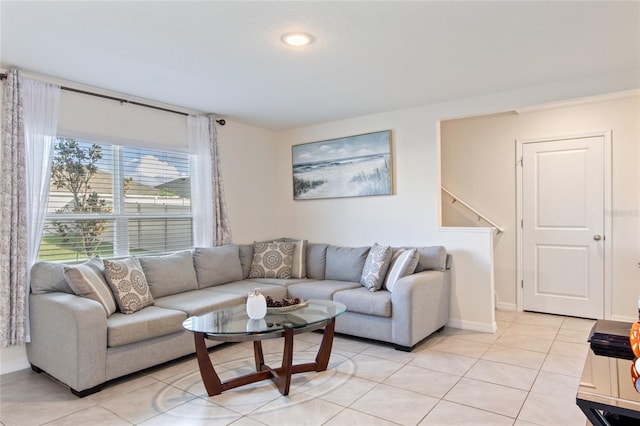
<box><xmin>0</xmin><ymin>72</ymin><xmax>225</xmax><ymax>125</ymax></box>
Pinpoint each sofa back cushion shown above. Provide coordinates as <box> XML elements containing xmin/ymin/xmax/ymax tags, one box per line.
<box><xmin>30</xmin><ymin>261</ymin><xmax>73</xmax><ymax>294</ymax></box>
<box><xmin>138</xmin><ymin>250</ymin><xmax>198</xmax><ymax>298</ymax></box>
<box><xmin>414</xmin><ymin>246</ymin><xmax>448</xmax><ymax>272</ymax></box>
<box><xmin>325</xmin><ymin>245</ymin><xmax>370</xmax><ymax>282</ymax></box>
<box><xmin>193</xmin><ymin>245</ymin><xmax>243</xmax><ymax>288</ymax></box>
<box><xmin>238</xmin><ymin>244</ymin><xmax>254</xmax><ymax>279</ymax></box>
<box><xmin>306</xmin><ymin>243</ymin><xmax>328</xmax><ymax>280</ymax></box>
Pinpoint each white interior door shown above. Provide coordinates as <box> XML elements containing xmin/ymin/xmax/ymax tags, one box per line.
<box><xmin>522</xmin><ymin>135</ymin><xmax>605</xmax><ymax>319</ymax></box>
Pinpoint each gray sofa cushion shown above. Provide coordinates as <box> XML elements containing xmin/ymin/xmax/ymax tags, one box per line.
<box><xmin>325</xmin><ymin>245</ymin><xmax>370</xmax><ymax>282</ymax></box>
<box><xmin>334</xmin><ymin>287</ymin><xmax>392</xmax><ymax>318</ymax></box>
<box><xmin>286</xmin><ymin>280</ymin><xmax>360</xmax><ymax>300</ymax></box>
<box><xmin>30</xmin><ymin>261</ymin><xmax>73</xmax><ymax>294</ymax></box>
<box><xmin>153</xmin><ymin>289</ymin><xmax>244</xmax><ymax>317</ymax></box>
<box><xmin>306</xmin><ymin>243</ymin><xmax>328</xmax><ymax>280</ymax></box>
<box><xmin>248</xmin><ymin>277</ymin><xmax>308</xmax><ymax>288</ymax></box>
<box><xmin>106</xmin><ymin>306</ymin><xmax>187</xmax><ymax>347</ymax></box>
<box><xmin>414</xmin><ymin>246</ymin><xmax>447</xmax><ymax>272</ymax></box>
<box><xmin>138</xmin><ymin>250</ymin><xmax>198</xmax><ymax>298</ymax></box>
<box><xmin>238</xmin><ymin>244</ymin><xmax>254</xmax><ymax>279</ymax></box>
<box><xmin>204</xmin><ymin>280</ymin><xmax>288</xmax><ymax>300</ymax></box>
<box><xmin>193</xmin><ymin>245</ymin><xmax>243</xmax><ymax>288</ymax></box>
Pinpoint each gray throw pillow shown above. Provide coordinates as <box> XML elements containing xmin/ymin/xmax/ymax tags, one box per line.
<box><xmin>325</xmin><ymin>245</ymin><xmax>370</xmax><ymax>282</ymax></box>
<box><xmin>193</xmin><ymin>245</ymin><xmax>243</xmax><ymax>288</ymax></box>
<box><xmin>360</xmin><ymin>243</ymin><xmax>392</xmax><ymax>291</ymax></box>
<box><xmin>138</xmin><ymin>250</ymin><xmax>198</xmax><ymax>298</ymax></box>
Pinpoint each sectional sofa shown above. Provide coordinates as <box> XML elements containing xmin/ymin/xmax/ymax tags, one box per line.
<box><xmin>26</xmin><ymin>239</ymin><xmax>450</xmax><ymax>396</ymax></box>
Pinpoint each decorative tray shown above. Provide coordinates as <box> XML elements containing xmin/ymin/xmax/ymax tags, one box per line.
<box><xmin>266</xmin><ymin>299</ymin><xmax>309</xmax><ymax>314</ymax></box>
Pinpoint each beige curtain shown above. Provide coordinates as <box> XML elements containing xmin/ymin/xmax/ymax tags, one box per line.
<box><xmin>0</xmin><ymin>69</ymin><xmax>27</xmax><ymax>347</ymax></box>
<box><xmin>0</xmin><ymin>70</ymin><xmax>60</xmax><ymax>347</ymax></box>
<box><xmin>208</xmin><ymin>115</ymin><xmax>232</xmax><ymax>246</ymax></box>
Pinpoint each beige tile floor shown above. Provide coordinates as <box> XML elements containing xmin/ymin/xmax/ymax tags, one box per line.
<box><xmin>0</xmin><ymin>310</ymin><xmax>594</xmax><ymax>425</ymax></box>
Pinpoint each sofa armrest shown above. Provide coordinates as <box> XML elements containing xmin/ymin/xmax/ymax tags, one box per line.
<box><xmin>391</xmin><ymin>270</ymin><xmax>450</xmax><ymax>348</ymax></box>
<box><xmin>26</xmin><ymin>292</ymin><xmax>107</xmax><ymax>393</ymax></box>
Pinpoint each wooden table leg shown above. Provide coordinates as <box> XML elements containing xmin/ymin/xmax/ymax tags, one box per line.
<box><xmin>193</xmin><ymin>333</ymin><xmax>223</xmax><ymax>396</ymax></box>
<box><xmin>253</xmin><ymin>340</ymin><xmax>265</xmax><ymax>371</ymax></box>
<box><xmin>278</xmin><ymin>328</ymin><xmax>294</xmax><ymax>395</ymax></box>
<box><xmin>315</xmin><ymin>318</ymin><xmax>336</xmax><ymax>371</ymax></box>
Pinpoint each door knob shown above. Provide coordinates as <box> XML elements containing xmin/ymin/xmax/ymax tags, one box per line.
<box><xmin>593</xmin><ymin>234</ymin><xmax>602</xmax><ymax>241</ymax></box>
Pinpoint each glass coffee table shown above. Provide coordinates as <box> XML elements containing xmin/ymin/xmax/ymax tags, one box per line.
<box><xmin>183</xmin><ymin>299</ymin><xmax>346</xmax><ymax>396</ymax></box>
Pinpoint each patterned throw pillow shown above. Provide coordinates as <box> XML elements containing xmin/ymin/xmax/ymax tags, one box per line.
<box><xmin>360</xmin><ymin>243</ymin><xmax>392</xmax><ymax>292</ymax></box>
<box><xmin>384</xmin><ymin>248</ymin><xmax>419</xmax><ymax>292</ymax></box>
<box><xmin>64</xmin><ymin>257</ymin><xmax>117</xmax><ymax>316</ymax></box>
<box><xmin>103</xmin><ymin>258</ymin><xmax>154</xmax><ymax>314</ymax></box>
<box><xmin>249</xmin><ymin>241</ymin><xmax>295</xmax><ymax>279</ymax></box>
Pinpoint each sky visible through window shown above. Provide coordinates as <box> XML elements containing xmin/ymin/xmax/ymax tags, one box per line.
<box><xmin>84</xmin><ymin>141</ymin><xmax>189</xmax><ymax>190</ymax></box>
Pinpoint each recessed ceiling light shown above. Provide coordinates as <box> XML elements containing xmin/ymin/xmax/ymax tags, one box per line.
<box><xmin>281</xmin><ymin>32</ymin><xmax>314</xmax><ymax>47</ymax></box>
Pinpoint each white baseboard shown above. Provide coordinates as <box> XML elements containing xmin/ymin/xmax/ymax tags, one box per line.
<box><xmin>447</xmin><ymin>318</ymin><xmax>497</xmax><ymax>333</ymax></box>
<box><xmin>611</xmin><ymin>314</ymin><xmax>637</xmax><ymax>323</ymax></box>
<box><xmin>0</xmin><ymin>345</ymin><xmax>29</xmax><ymax>375</ymax></box>
<box><xmin>496</xmin><ymin>302</ymin><xmax>517</xmax><ymax>312</ymax></box>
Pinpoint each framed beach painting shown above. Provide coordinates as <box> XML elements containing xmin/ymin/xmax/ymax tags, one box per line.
<box><xmin>292</xmin><ymin>130</ymin><xmax>393</xmax><ymax>200</ymax></box>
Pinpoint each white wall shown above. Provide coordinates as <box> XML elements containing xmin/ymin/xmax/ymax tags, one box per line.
<box><xmin>441</xmin><ymin>93</ymin><xmax>640</xmax><ymax>320</ymax></box>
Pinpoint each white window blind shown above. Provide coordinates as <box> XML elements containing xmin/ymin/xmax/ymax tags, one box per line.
<box><xmin>38</xmin><ymin>138</ymin><xmax>192</xmax><ymax>262</ymax></box>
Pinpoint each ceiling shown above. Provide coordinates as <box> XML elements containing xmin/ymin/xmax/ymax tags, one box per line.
<box><xmin>1</xmin><ymin>1</ymin><xmax>639</xmax><ymax>130</ymax></box>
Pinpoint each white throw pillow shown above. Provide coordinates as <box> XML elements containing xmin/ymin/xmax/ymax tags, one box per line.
<box><xmin>64</xmin><ymin>257</ymin><xmax>117</xmax><ymax>316</ymax></box>
<box><xmin>384</xmin><ymin>248</ymin><xmax>419</xmax><ymax>292</ymax></box>
<box><xmin>290</xmin><ymin>239</ymin><xmax>307</xmax><ymax>278</ymax></box>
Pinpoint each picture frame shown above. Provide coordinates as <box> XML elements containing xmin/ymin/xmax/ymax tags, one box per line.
<box><xmin>292</xmin><ymin>130</ymin><xmax>393</xmax><ymax>200</ymax></box>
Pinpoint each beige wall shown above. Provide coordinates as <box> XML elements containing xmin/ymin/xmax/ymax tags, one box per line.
<box><xmin>441</xmin><ymin>93</ymin><xmax>640</xmax><ymax>320</ymax></box>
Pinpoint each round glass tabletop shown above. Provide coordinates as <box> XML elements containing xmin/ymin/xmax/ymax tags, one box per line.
<box><xmin>183</xmin><ymin>299</ymin><xmax>346</xmax><ymax>336</ymax></box>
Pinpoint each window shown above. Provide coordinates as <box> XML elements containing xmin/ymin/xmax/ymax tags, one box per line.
<box><xmin>38</xmin><ymin>137</ymin><xmax>192</xmax><ymax>262</ymax></box>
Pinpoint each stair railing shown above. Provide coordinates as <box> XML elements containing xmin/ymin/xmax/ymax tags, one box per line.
<box><xmin>441</xmin><ymin>186</ymin><xmax>504</xmax><ymax>235</ymax></box>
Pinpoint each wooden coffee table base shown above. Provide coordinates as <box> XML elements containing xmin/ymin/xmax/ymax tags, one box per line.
<box><xmin>193</xmin><ymin>317</ymin><xmax>336</xmax><ymax>396</ymax></box>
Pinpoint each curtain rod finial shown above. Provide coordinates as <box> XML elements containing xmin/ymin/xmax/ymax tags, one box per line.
<box><xmin>216</xmin><ymin>119</ymin><xmax>226</xmax><ymax>126</ymax></box>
